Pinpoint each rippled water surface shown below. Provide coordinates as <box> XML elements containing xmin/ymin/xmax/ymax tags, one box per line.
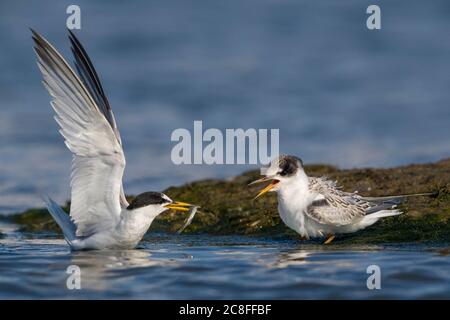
<box><xmin>1</xmin><ymin>232</ymin><xmax>449</xmax><ymax>299</ymax></box>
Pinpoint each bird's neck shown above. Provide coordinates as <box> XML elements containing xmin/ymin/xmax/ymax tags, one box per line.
<box><xmin>278</xmin><ymin>170</ymin><xmax>310</xmax><ymax>203</ymax></box>
<box><xmin>118</xmin><ymin>206</ymin><xmax>162</xmax><ymax>239</ymax></box>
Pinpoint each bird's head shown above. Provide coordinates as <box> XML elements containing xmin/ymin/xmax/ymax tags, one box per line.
<box><xmin>127</xmin><ymin>191</ymin><xmax>194</xmax><ymax>216</ymax></box>
<box><xmin>249</xmin><ymin>155</ymin><xmax>305</xmax><ymax>199</ymax></box>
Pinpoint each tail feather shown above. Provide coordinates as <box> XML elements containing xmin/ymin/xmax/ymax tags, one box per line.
<box><xmin>361</xmin><ymin>191</ymin><xmax>436</xmax><ymax>219</ymax></box>
<box><xmin>366</xmin><ymin>209</ymin><xmax>402</xmax><ymax>219</ymax></box>
<box><xmin>361</xmin><ymin>209</ymin><xmax>403</xmax><ymax>228</ymax></box>
<box><xmin>365</xmin><ymin>202</ymin><xmax>398</xmax><ymax>214</ymax></box>
<box><xmin>361</xmin><ymin>191</ymin><xmax>437</xmax><ymax>203</ymax></box>
<box><xmin>42</xmin><ymin>196</ymin><xmax>77</xmax><ymax>245</ymax></box>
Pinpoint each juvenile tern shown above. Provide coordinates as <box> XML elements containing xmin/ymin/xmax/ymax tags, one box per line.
<box><xmin>32</xmin><ymin>29</ymin><xmax>195</xmax><ymax>250</ymax></box>
<box><xmin>250</xmin><ymin>155</ymin><xmax>435</xmax><ymax>244</ymax></box>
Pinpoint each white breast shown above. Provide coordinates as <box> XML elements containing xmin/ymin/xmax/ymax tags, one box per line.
<box><xmin>278</xmin><ymin>191</ymin><xmax>311</xmax><ymax>237</ymax></box>
<box><xmin>275</xmin><ymin>170</ymin><xmax>328</xmax><ymax>238</ymax></box>
<box><xmin>276</xmin><ymin>176</ymin><xmax>312</xmax><ymax>237</ymax></box>
<box><xmin>115</xmin><ymin>206</ymin><xmax>162</xmax><ymax>247</ymax></box>
<box><xmin>74</xmin><ymin>206</ymin><xmax>163</xmax><ymax>250</ymax></box>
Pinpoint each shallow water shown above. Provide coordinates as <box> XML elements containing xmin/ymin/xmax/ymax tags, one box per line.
<box><xmin>0</xmin><ymin>231</ymin><xmax>449</xmax><ymax>299</ymax></box>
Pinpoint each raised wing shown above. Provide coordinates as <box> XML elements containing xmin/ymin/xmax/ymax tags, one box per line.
<box><xmin>32</xmin><ymin>29</ymin><xmax>126</xmax><ymax>237</ymax></box>
<box><xmin>68</xmin><ymin>30</ymin><xmax>129</xmax><ymax>208</ymax></box>
<box><xmin>68</xmin><ymin>30</ymin><xmax>121</xmax><ymax>144</ymax></box>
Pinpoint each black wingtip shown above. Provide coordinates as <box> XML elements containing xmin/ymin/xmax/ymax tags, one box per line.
<box><xmin>30</xmin><ymin>28</ymin><xmax>39</xmax><ymax>41</ymax></box>
<box><xmin>30</xmin><ymin>29</ymin><xmax>44</xmax><ymax>52</ymax></box>
<box><xmin>430</xmin><ymin>191</ymin><xmax>440</xmax><ymax>198</ymax></box>
<box><xmin>67</xmin><ymin>28</ymin><xmax>76</xmax><ymax>39</ymax></box>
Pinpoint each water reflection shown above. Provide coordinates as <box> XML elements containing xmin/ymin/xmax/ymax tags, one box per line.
<box><xmin>261</xmin><ymin>244</ymin><xmax>385</xmax><ymax>269</ymax></box>
<box><xmin>69</xmin><ymin>249</ymin><xmax>178</xmax><ymax>290</ymax></box>
<box><xmin>435</xmin><ymin>247</ymin><xmax>450</xmax><ymax>256</ymax></box>
<box><xmin>265</xmin><ymin>250</ymin><xmax>312</xmax><ymax>269</ymax></box>
<box><xmin>0</xmin><ymin>236</ymin><xmax>449</xmax><ymax>298</ymax></box>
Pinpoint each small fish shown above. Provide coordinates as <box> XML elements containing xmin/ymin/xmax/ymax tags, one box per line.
<box><xmin>177</xmin><ymin>206</ymin><xmax>199</xmax><ymax>234</ymax></box>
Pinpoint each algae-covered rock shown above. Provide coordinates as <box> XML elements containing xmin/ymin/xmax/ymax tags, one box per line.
<box><xmin>5</xmin><ymin>206</ymin><xmax>68</xmax><ymax>235</ymax></box>
<box><xmin>3</xmin><ymin>159</ymin><xmax>450</xmax><ymax>243</ymax></box>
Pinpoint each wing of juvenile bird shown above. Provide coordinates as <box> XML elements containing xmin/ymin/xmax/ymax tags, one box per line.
<box><xmin>307</xmin><ymin>177</ymin><xmax>436</xmax><ymax>226</ymax></box>
<box><xmin>32</xmin><ymin>29</ymin><xmax>126</xmax><ymax>237</ymax></box>
<box><xmin>306</xmin><ymin>177</ymin><xmax>367</xmax><ymax>226</ymax></box>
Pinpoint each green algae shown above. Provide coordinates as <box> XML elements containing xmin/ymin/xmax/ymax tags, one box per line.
<box><xmin>3</xmin><ymin>159</ymin><xmax>450</xmax><ymax>244</ymax></box>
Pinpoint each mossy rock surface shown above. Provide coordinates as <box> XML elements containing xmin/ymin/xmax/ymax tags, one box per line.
<box><xmin>3</xmin><ymin>159</ymin><xmax>450</xmax><ymax>244</ymax></box>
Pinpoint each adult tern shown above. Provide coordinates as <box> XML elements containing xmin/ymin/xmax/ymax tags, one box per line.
<box><xmin>32</xmin><ymin>29</ymin><xmax>194</xmax><ymax>250</ymax></box>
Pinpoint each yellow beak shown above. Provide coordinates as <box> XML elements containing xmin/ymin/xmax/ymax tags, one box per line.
<box><xmin>163</xmin><ymin>201</ymin><xmax>195</xmax><ymax>212</ymax></box>
<box><xmin>248</xmin><ymin>177</ymin><xmax>280</xmax><ymax>200</ymax></box>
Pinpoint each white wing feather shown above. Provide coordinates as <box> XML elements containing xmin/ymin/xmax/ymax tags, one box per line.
<box><xmin>33</xmin><ymin>30</ymin><xmax>125</xmax><ymax>237</ymax></box>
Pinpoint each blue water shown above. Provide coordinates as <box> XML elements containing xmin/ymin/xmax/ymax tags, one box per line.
<box><xmin>0</xmin><ymin>0</ymin><xmax>450</xmax><ymax>212</ymax></box>
<box><xmin>0</xmin><ymin>232</ymin><xmax>449</xmax><ymax>299</ymax></box>
<box><xmin>0</xmin><ymin>1</ymin><xmax>449</xmax><ymax>299</ymax></box>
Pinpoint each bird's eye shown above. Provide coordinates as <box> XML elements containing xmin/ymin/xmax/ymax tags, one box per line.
<box><xmin>278</xmin><ymin>171</ymin><xmax>286</xmax><ymax>177</ymax></box>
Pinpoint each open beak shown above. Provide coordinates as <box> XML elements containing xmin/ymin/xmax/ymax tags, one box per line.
<box><xmin>248</xmin><ymin>176</ymin><xmax>280</xmax><ymax>200</ymax></box>
<box><xmin>164</xmin><ymin>201</ymin><xmax>195</xmax><ymax>212</ymax></box>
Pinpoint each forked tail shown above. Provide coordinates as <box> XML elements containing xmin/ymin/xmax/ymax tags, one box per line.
<box><xmin>42</xmin><ymin>196</ymin><xmax>77</xmax><ymax>246</ymax></box>
<box><xmin>360</xmin><ymin>191</ymin><xmax>438</xmax><ymax>203</ymax></box>
<box><xmin>360</xmin><ymin>191</ymin><xmax>437</xmax><ymax>225</ymax></box>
